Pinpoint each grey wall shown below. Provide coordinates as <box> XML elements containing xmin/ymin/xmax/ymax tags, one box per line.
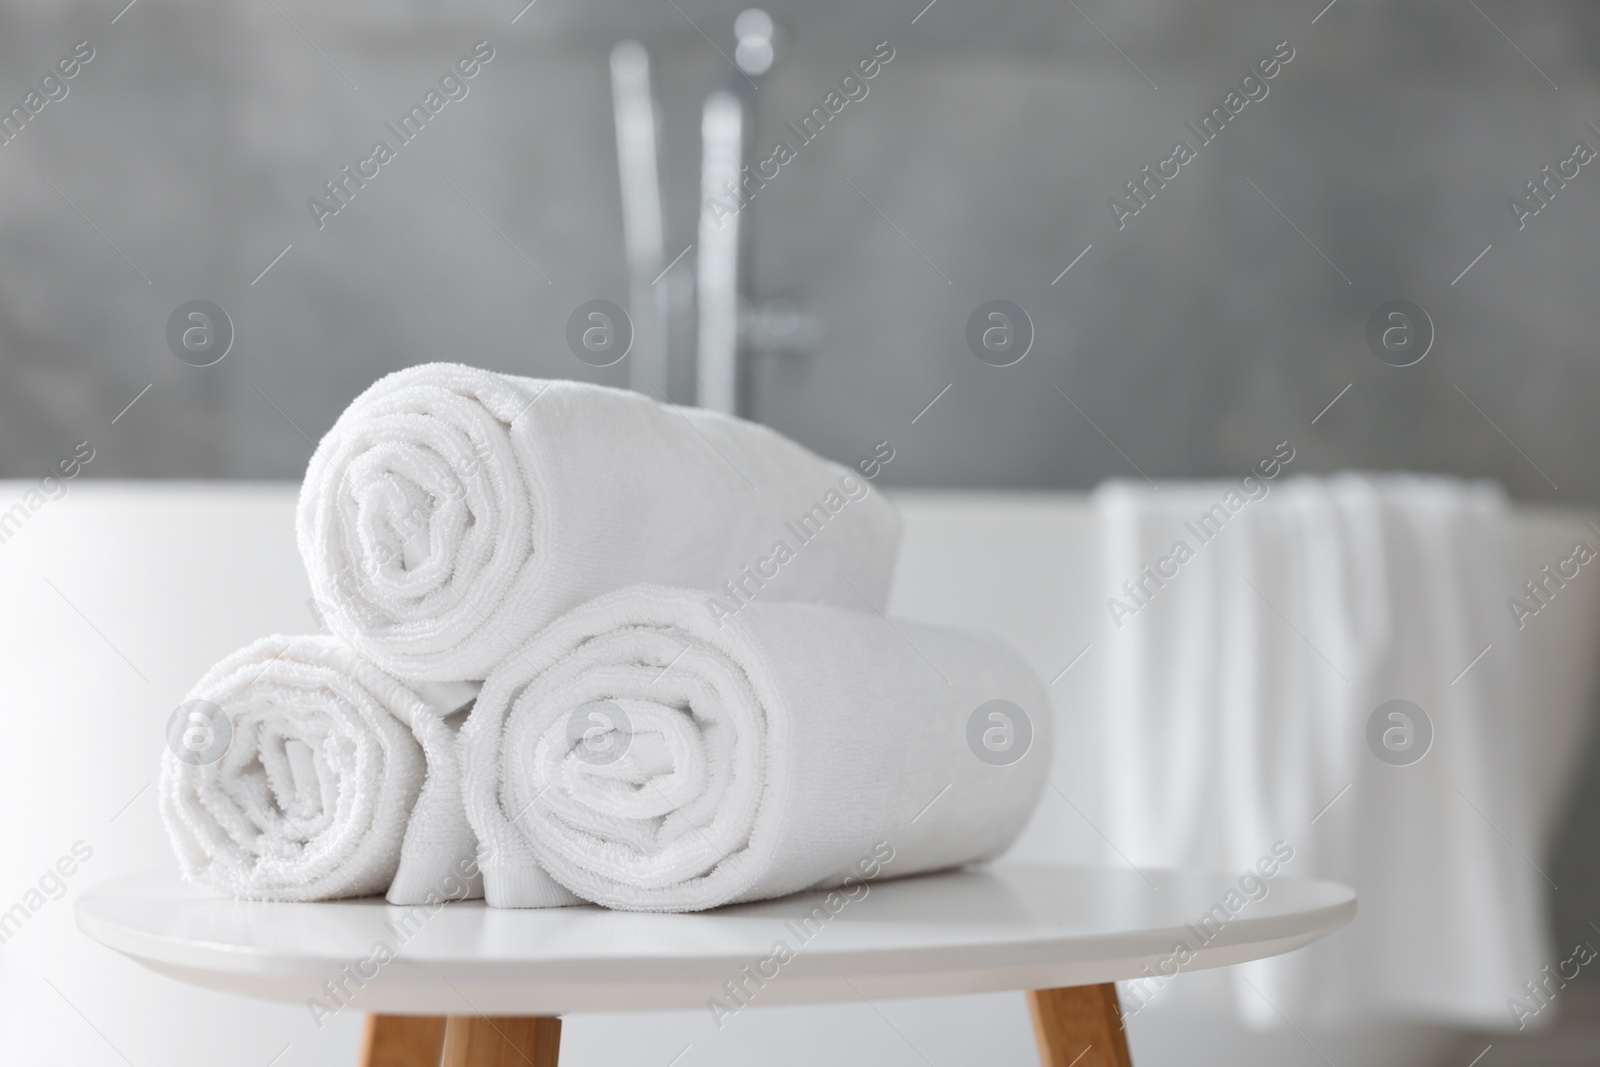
<box><xmin>2</xmin><ymin>0</ymin><xmax>1599</xmax><ymax>499</ymax></box>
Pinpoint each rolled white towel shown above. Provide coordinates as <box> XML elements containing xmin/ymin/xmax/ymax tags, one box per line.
<box><xmin>158</xmin><ymin>635</ymin><xmax>481</xmax><ymax>903</ymax></box>
<box><xmin>461</xmin><ymin>585</ymin><xmax>1051</xmax><ymax>911</ymax></box>
<box><xmin>297</xmin><ymin>363</ymin><xmax>902</xmax><ymax>681</ymax></box>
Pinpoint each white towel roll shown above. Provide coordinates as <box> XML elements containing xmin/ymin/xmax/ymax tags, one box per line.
<box><xmin>461</xmin><ymin>585</ymin><xmax>1051</xmax><ymax>912</ymax></box>
<box><xmin>297</xmin><ymin>363</ymin><xmax>902</xmax><ymax>681</ymax></box>
<box><xmin>158</xmin><ymin>634</ymin><xmax>481</xmax><ymax>903</ymax></box>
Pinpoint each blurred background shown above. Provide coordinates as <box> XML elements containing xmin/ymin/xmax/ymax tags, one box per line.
<box><xmin>4</xmin><ymin>0</ymin><xmax>1600</xmax><ymax>1064</ymax></box>
<box><xmin>4</xmin><ymin>0</ymin><xmax>1600</xmax><ymax>492</ymax></box>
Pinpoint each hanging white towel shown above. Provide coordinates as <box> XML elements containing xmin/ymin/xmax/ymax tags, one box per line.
<box><xmin>297</xmin><ymin>363</ymin><xmax>901</xmax><ymax>681</ymax></box>
<box><xmin>1095</xmin><ymin>473</ymin><xmax>1547</xmax><ymax>1027</ymax></box>
<box><xmin>461</xmin><ymin>584</ymin><xmax>1051</xmax><ymax>911</ymax></box>
<box><xmin>159</xmin><ymin>634</ymin><xmax>482</xmax><ymax>904</ymax></box>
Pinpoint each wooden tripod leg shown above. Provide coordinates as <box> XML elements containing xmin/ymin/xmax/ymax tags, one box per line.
<box><xmin>1026</xmin><ymin>984</ymin><xmax>1134</xmax><ymax>1067</ymax></box>
<box><xmin>359</xmin><ymin>1015</ymin><xmax>448</xmax><ymax>1067</ymax></box>
<box><xmin>442</xmin><ymin>1016</ymin><xmax>562</xmax><ymax>1067</ymax></box>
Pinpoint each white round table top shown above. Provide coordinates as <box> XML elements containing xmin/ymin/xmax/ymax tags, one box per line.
<box><xmin>77</xmin><ymin>866</ymin><xmax>1355</xmax><ymax>1015</ymax></box>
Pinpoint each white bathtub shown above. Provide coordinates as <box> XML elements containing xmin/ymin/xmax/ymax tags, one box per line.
<box><xmin>1</xmin><ymin>483</ymin><xmax>1593</xmax><ymax>1066</ymax></box>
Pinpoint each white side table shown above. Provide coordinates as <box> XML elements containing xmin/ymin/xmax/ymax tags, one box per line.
<box><xmin>77</xmin><ymin>865</ymin><xmax>1354</xmax><ymax>1067</ymax></box>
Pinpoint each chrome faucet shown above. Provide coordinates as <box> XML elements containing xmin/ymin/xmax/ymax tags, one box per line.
<box><xmin>608</xmin><ymin>40</ymin><xmax>669</xmax><ymax>399</ymax></box>
<box><xmin>610</xmin><ymin>10</ymin><xmax>818</xmax><ymax>418</ymax></box>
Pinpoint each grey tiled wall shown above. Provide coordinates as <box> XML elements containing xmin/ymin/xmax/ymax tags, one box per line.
<box><xmin>2</xmin><ymin>0</ymin><xmax>1598</xmax><ymax>500</ymax></box>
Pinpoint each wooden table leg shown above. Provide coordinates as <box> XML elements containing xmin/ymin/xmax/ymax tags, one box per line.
<box><xmin>442</xmin><ymin>1016</ymin><xmax>561</xmax><ymax>1067</ymax></box>
<box><xmin>359</xmin><ymin>1015</ymin><xmax>448</xmax><ymax>1067</ymax></box>
<box><xmin>1026</xmin><ymin>983</ymin><xmax>1133</xmax><ymax>1067</ymax></box>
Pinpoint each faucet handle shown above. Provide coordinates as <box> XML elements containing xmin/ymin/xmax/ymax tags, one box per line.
<box><xmin>734</xmin><ymin>9</ymin><xmax>776</xmax><ymax>77</ymax></box>
<box><xmin>741</xmin><ymin>298</ymin><xmax>822</xmax><ymax>357</ymax></box>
